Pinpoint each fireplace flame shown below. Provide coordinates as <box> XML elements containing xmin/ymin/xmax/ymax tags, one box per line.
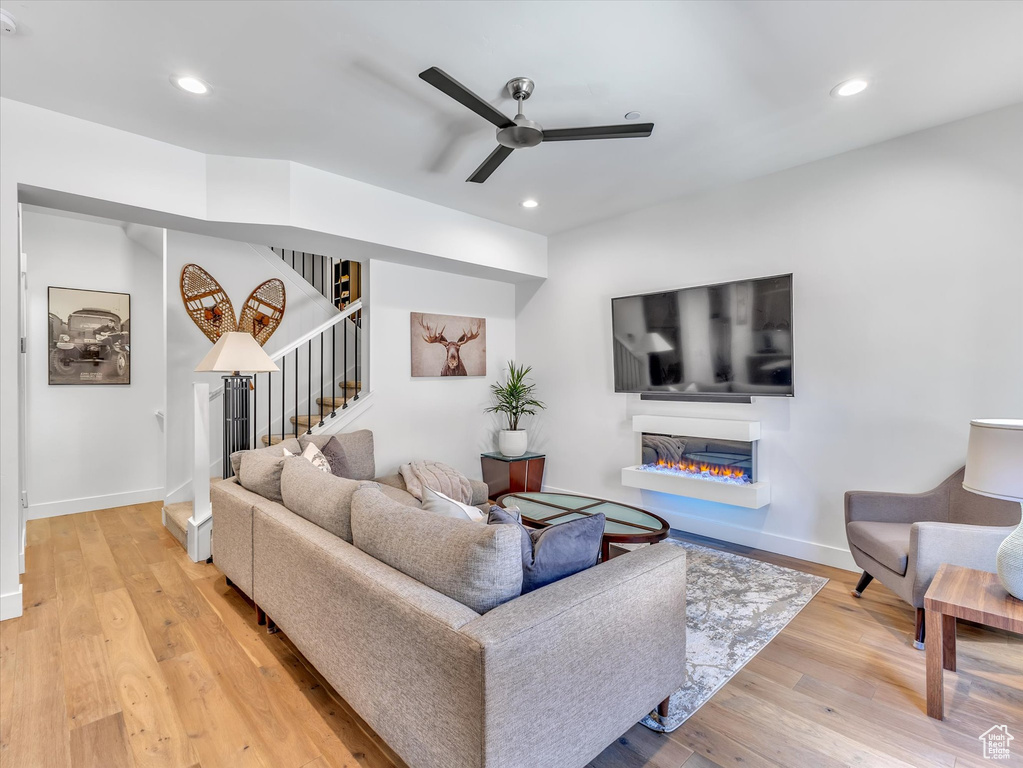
<box><xmin>651</xmin><ymin>457</ymin><xmax>746</xmax><ymax>482</ymax></box>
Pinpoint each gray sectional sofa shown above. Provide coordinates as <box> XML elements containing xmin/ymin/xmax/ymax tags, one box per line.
<box><xmin>212</xmin><ymin>429</ymin><xmax>688</xmax><ymax>768</ymax></box>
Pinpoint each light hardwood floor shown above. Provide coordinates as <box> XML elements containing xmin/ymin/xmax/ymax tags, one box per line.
<box><xmin>1</xmin><ymin>502</ymin><xmax>1020</xmax><ymax>768</ymax></box>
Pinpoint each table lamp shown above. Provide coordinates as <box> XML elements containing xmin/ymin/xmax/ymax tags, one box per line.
<box><xmin>963</xmin><ymin>419</ymin><xmax>1023</xmax><ymax>600</ymax></box>
<box><xmin>196</xmin><ymin>332</ymin><xmax>279</xmax><ymax>478</ymax></box>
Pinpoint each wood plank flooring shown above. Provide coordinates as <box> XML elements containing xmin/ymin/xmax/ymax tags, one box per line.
<box><xmin>1</xmin><ymin>503</ymin><xmax>1020</xmax><ymax>768</ymax></box>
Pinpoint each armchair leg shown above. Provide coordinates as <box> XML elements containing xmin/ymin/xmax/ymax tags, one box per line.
<box><xmin>851</xmin><ymin>571</ymin><xmax>873</xmax><ymax>598</ymax></box>
<box><xmin>914</xmin><ymin>608</ymin><xmax>926</xmax><ymax>650</ymax></box>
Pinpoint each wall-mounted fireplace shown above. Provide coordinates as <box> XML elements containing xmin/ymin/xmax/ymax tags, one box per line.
<box><xmin>640</xmin><ymin>434</ymin><xmax>756</xmax><ymax>485</ymax></box>
<box><xmin>622</xmin><ymin>415</ymin><xmax>770</xmax><ymax>508</ymax></box>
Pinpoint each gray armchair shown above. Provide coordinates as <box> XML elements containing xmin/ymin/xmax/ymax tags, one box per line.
<box><xmin>845</xmin><ymin>467</ymin><xmax>1020</xmax><ymax>649</ymax></box>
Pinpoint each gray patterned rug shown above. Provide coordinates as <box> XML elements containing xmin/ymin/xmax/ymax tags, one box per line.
<box><xmin>640</xmin><ymin>537</ymin><xmax>828</xmax><ymax>733</ymax></box>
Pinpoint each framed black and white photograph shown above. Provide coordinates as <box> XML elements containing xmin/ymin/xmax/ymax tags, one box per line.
<box><xmin>48</xmin><ymin>286</ymin><xmax>131</xmax><ymax>385</ymax></box>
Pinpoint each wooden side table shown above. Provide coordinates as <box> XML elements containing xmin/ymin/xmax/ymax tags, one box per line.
<box><xmin>480</xmin><ymin>452</ymin><xmax>545</xmax><ymax>500</ymax></box>
<box><xmin>923</xmin><ymin>563</ymin><xmax>1023</xmax><ymax>720</ymax></box>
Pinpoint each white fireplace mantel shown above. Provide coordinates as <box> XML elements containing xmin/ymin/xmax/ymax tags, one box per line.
<box><xmin>623</xmin><ymin>415</ymin><xmax>770</xmax><ymax>509</ymax></box>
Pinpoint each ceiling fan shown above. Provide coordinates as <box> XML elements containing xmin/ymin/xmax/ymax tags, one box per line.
<box><xmin>419</xmin><ymin>66</ymin><xmax>655</xmax><ymax>184</ymax></box>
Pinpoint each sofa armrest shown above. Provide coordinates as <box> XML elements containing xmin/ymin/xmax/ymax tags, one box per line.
<box><xmin>459</xmin><ymin>542</ymin><xmax>687</xmax><ymax>768</ymax></box>
<box><xmin>908</xmin><ymin>522</ymin><xmax>1014</xmax><ymax>606</ymax></box>
<box><xmin>845</xmin><ymin>485</ymin><xmax>949</xmax><ymax>526</ymax></box>
<box><xmin>469</xmin><ymin>479</ymin><xmax>489</xmax><ymax>505</ymax></box>
<box><xmin>210</xmin><ymin>478</ymin><xmax>258</xmax><ymax>598</ymax></box>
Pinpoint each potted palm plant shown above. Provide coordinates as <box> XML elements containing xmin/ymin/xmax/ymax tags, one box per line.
<box><xmin>485</xmin><ymin>361</ymin><xmax>546</xmax><ymax>457</ymax></box>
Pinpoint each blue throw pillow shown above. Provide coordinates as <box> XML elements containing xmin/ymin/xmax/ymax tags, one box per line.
<box><xmin>487</xmin><ymin>505</ymin><xmax>604</xmax><ymax>593</ymax></box>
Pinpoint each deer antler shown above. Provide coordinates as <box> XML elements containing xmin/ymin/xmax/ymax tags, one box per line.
<box><xmin>418</xmin><ymin>317</ymin><xmax>448</xmax><ymax>345</ymax></box>
<box><xmin>455</xmin><ymin>320</ymin><xmax>482</xmax><ymax>346</ymax></box>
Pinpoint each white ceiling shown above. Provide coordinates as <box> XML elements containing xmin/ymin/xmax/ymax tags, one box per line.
<box><xmin>2</xmin><ymin>1</ymin><xmax>1021</xmax><ymax>235</ymax></box>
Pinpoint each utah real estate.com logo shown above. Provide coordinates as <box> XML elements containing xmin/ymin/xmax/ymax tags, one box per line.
<box><xmin>980</xmin><ymin>725</ymin><xmax>1014</xmax><ymax>761</ymax></box>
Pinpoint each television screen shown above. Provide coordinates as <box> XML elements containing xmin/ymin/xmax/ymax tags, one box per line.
<box><xmin>611</xmin><ymin>274</ymin><xmax>793</xmax><ymax>397</ymax></box>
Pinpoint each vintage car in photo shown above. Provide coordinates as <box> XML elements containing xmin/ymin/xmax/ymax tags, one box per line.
<box><xmin>51</xmin><ymin>308</ymin><xmax>130</xmax><ymax>380</ymax></box>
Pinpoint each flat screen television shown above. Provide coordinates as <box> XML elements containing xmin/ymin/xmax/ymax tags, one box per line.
<box><xmin>611</xmin><ymin>274</ymin><xmax>793</xmax><ymax>398</ymax></box>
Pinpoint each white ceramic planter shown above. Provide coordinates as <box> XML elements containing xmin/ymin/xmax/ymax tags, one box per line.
<box><xmin>498</xmin><ymin>430</ymin><xmax>528</xmax><ymax>457</ymax></box>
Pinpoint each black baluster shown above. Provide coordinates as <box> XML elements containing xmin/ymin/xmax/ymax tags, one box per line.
<box><xmin>267</xmin><ymin>368</ymin><xmax>272</xmax><ymax>448</ymax></box>
<box><xmin>281</xmin><ymin>356</ymin><xmax>286</xmax><ymax>444</ymax></box>
<box><xmin>318</xmin><ymin>330</ymin><xmax>325</xmax><ymax>427</ymax></box>
<box><xmin>294</xmin><ymin>349</ymin><xmax>299</xmax><ymax>438</ymax></box>
<box><xmin>306</xmin><ymin>339</ymin><xmax>312</xmax><ymax>434</ymax></box>
<box><xmin>331</xmin><ymin>276</ymin><xmax>337</xmax><ymax>418</ymax></box>
<box><xmin>353</xmin><ymin>309</ymin><xmax>360</xmax><ymax>401</ymax></box>
<box><xmin>343</xmin><ymin>314</ymin><xmax>348</xmax><ymax>410</ymax></box>
<box><xmin>252</xmin><ymin>375</ymin><xmax>257</xmax><ymax>449</ymax></box>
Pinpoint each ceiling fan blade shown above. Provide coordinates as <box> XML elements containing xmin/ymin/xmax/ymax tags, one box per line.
<box><xmin>419</xmin><ymin>67</ymin><xmax>514</xmax><ymax>129</ymax></box>
<box><xmin>466</xmin><ymin>145</ymin><xmax>514</xmax><ymax>183</ymax></box>
<box><xmin>542</xmin><ymin>123</ymin><xmax>655</xmax><ymax>142</ymax></box>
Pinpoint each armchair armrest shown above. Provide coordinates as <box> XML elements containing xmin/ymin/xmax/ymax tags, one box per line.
<box><xmin>459</xmin><ymin>542</ymin><xmax>686</xmax><ymax>768</ymax></box>
<box><xmin>845</xmin><ymin>485</ymin><xmax>949</xmax><ymax>526</ymax></box>
<box><xmin>907</xmin><ymin>522</ymin><xmax>1014</xmax><ymax>606</ymax></box>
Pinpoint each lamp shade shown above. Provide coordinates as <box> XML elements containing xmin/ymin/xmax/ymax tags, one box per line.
<box><xmin>963</xmin><ymin>419</ymin><xmax>1023</xmax><ymax>501</ymax></box>
<box><xmin>194</xmin><ymin>332</ymin><xmax>279</xmax><ymax>374</ymax></box>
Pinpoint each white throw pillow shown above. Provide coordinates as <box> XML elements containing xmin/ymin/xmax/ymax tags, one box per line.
<box><xmin>283</xmin><ymin>443</ymin><xmax>331</xmax><ymax>473</ymax></box>
<box><xmin>422</xmin><ymin>485</ymin><xmax>485</xmax><ymax>522</ymax></box>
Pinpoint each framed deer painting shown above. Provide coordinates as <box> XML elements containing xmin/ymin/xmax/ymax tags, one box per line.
<box><xmin>410</xmin><ymin>312</ymin><xmax>486</xmax><ymax>377</ymax></box>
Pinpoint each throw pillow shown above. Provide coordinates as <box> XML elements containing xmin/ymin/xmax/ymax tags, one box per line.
<box><xmin>283</xmin><ymin>442</ymin><xmax>331</xmax><ymax>473</ymax></box>
<box><xmin>318</xmin><ymin>436</ymin><xmax>352</xmax><ymax>478</ymax></box>
<box><xmin>487</xmin><ymin>506</ymin><xmax>604</xmax><ymax>593</ymax></box>
<box><xmin>237</xmin><ymin>451</ymin><xmax>287</xmax><ymax>503</ymax></box>
<box><xmin>280</xmin><ymin>456</ymin><xmax>361</xmax><ymax>542</ymax></box>
<box><xmin>300</xmin><ymin>430</ymin><xmax>375</xmax><ymax>480</ymax></box>
<box><xmin>351</xmin><ymin>485</ymin><xmax>522</xmax><ymax>613</ymax></box>
<box><xmin>229</xmin><ymin>437</ymin><xmax>301</xmax><ymax>475</ymax></box>
<box><xmin>422</xmin><ymin>486</ymin><xmax>485</xmax><ymax>522</ymax></box>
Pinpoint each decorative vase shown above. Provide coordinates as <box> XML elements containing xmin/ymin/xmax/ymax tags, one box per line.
<box><xmin>498</xmin><ymin>429</ymin><xmax>528</xmax><ymax>457</ymax></box>
<box><xmin>996</xmin><ymin>507</ymin><xmax>1023</xmax><ymax>601</ymax></box>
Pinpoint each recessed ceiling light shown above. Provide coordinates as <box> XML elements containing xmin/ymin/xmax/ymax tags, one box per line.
<box><xmin>171</xmin><ymin>75</ymin><xmax>212</xmax><ymax>95</ymax></box>
<box><xmin>521</xmin><ymin>199</ymin><xmax>539</xmax><ymax>209</ymax></box>
<box><xmin>625</xmin><ymin>111</ymin><xmax>641</xmax><ymax>120</ymax></box>
<box><xmin>831</xmin><ymin>78</ymin><xmax>869</xmax><ymax>97</ymax></box>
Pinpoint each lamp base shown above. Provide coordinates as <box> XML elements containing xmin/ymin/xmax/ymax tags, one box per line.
<box><xmin>222</xmin><ymin>374</ymin><xmax>252</xmax><ymax>478</ymax></box>
<box><xmin>996</xmin><ymin>503</ymin><xmax>1023</xmax><ymax>601</ymax></box>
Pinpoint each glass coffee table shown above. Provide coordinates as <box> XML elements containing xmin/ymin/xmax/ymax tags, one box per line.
<box><xmin>496</xmin><ymin>491</ymin><xmax>670</xmax><ymax>561</ymax></box>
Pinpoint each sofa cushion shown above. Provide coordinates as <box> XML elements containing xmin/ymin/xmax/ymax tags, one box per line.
<box><xmin>847</xmin><ymin>521</ymin><xmax>912</xmax><ymax>576</ymax></box>
<box><xmin>351</xmin><ymin>485</ymin><xmax>522</xmax><ymax>613</ymax></box>
<box><xmin>230</xmin><ymin>437</ymin><xmax>301</xmax><ymax>475</ymax></box>
<box><xmin>237</xmin><ymin>451</ymin><xmax>286</xmax><ymax>503</ymax></box>
<box><xmin>280</xmin><ymin>456</ymin><xmax>361</xmax><ymax>542</ymax></box>
<box><xmin>300</xmin><ymin>429</ymin><xmax>375</xmax><ymax>480</ymax></box>
<box><xmin>488</xmin><ymin>506</ymin><xmax>604</xmax><ymax>593</ymax></box>
<box><xmin>422</xmin><ymin>486</ymin><xmax>485</xmax><ymax>522</ymax></box>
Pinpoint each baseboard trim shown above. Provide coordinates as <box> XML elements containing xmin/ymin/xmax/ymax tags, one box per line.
<box><xmin>0</xmin><ymin>585</ymin><xmax>23</xmax><ymax>621</ymax></box>
<box><xmin>542</xmin><ymin>484</ymin><xmax>858</xmax><ymax>572</ymax></box>
<box><xmin>25</xmin><ymin>487</ymin><xmax>165</xmax><ymax>520</ymax></box>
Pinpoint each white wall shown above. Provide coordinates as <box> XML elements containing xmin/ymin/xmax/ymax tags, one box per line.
<box><xmin>517</xmin><ymin>105</ymin><xmax>1023</xmax><ymax>570</ymax></box>
<box><xmin>21</xmin><ymin>209</ymin><xmax>165</xmax><ymax>518</ymax></box>
<box><xmin>360</xmin><ymin>260</ymin><xmax>516</xmax><ymax>479</ymax></box>
<box><xmin>164</xmin><ymin>232</ymin><xmax>337</xmax><ymax>501</ymax></box>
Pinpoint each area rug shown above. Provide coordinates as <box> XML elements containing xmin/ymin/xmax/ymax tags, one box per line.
<box><xmin>640</xmin><ymin>537</ymin><xmax>828</xmax><ymax>733</ymax></box>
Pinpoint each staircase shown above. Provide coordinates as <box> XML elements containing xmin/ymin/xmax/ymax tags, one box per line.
<box><xmin>164</xmin><ymin>246</ymin><xmax>368</xmax><ymax>560</ymax></box>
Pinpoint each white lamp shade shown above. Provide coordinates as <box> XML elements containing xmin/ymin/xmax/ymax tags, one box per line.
<box><xmin>963</xmin><ymin>419</ymin><xmax>1023</xmax><ymax>501</ymax></box>
<box><xmin>638</xmin><ymin>332</ymin><xmax>675</xmax><ymax>354</ymax></box>
<box><xmin>195</xmin><ymin>332</ymin><xmax>280</xmax><ymax>373</ymax></box>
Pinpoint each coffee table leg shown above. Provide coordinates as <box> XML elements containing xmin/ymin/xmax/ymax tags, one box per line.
<box><xmin>601</xmin><ymin>539</ymin><xmax>611</xmax><ymax>563</ymax></box>
<box><xmin>926</xmin><ymin>609</ymin><xmax>945</xmax><ymax>719</ymax></box>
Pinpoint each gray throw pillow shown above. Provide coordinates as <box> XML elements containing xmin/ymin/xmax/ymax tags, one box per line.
<box><xmin>300</xmin><ymin>430</ymin><xmax>375</xmax><ymax>480</ymax></box>
<box><xmin>351</xmin><ymin>485</ymin><xmax>522</xmax><ymax>613</ymax></box>
<box><xmin>230</xmin><ymin>437</ymin><xmax>301</xmax><ymax>475</ymax></box>
<box><xmin>237</xmin><ymin>451</ymin><xmax>286</xmax><ymax>502</ymax></box>
<box><xmin>280</xmin><ymin>456</ymin><xmax>361</xmax><ymax>542</ymax></box>
<box><xmin>487</xmin><ymin>506</ymin><xmax>604</xmax><ymax>593</ymax></box>
<box><xmin>316</xmin><ymin>436</ymin><xmax>352</xmax><ymax>478</ymax></box>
